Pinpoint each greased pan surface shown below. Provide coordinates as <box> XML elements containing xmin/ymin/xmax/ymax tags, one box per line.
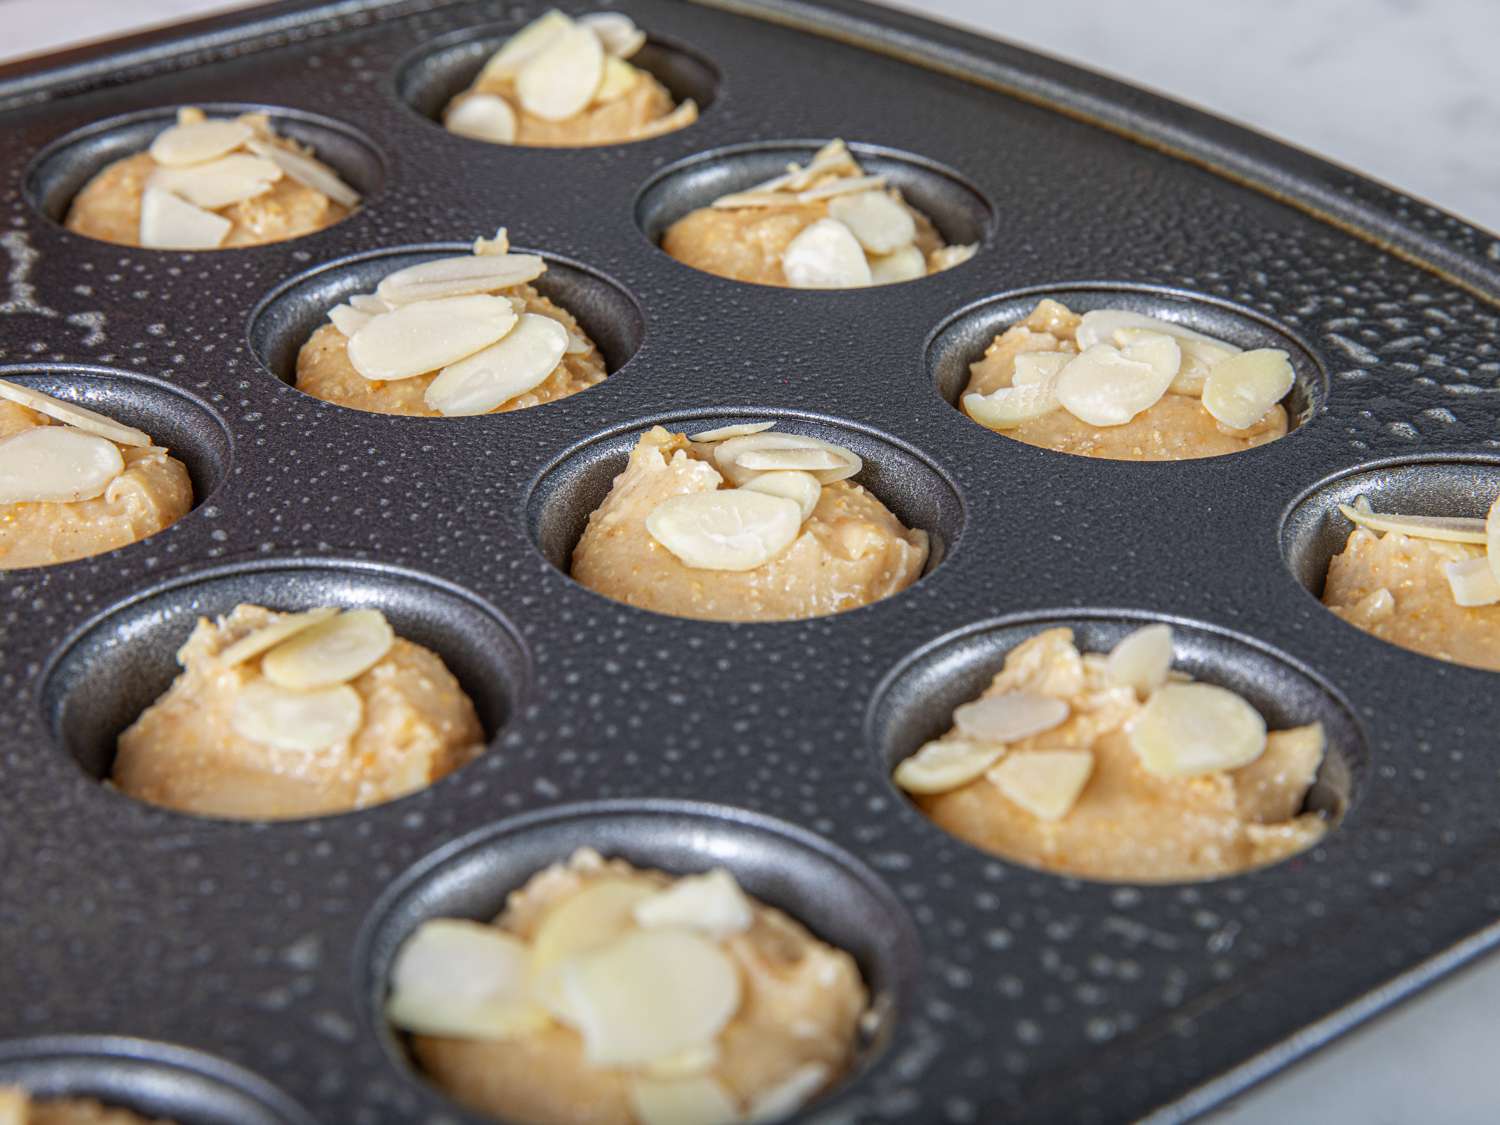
<box><xmin>0</xmin><ymin>1</ymin><xmax>1497</xmax><ymax>1122</ymax></box>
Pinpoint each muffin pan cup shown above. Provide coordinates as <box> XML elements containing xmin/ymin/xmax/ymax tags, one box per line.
<box><xmin>0</xmin><ymin>1</ymin><xmax>1497</xmax><ymax>1123</ymax></box>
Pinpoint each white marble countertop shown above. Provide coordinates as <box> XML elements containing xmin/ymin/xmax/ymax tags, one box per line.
<box><xmin>2</xmin><ymin>1</ymin><xmax>1497</xmax><ymax>1121</ymax></box>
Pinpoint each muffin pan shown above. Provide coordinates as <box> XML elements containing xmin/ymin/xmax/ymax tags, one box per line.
<box><xmin>1</xmin><ymin>0</ymin><xmax>1498</xmax><ymax>1122</ymax></box>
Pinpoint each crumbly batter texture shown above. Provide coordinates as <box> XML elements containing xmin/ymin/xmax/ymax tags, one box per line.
<box><xmin>913</xmin><ymin>629</ymin><xmax>1327</xmax><ymax>881</ymax></box>
<box><xmin>1324</xmin><ymin>527</ymin><xmax>1500</xmax><ymax>672</ymax></box>
<box><xmin>0</xmin><ymin>1087</ymin><xmax>174</xmax><ymax>1125</ymax></box>
<box><xmin>570</xmin><ymin>426</ymin><xmax>929</xmax><ymax>622</ymax></box>
<box><xmin>113</xmin><ymin>604</ymin><xmax>484</xmax><ymax>819</ymax></box>
<box><xmin>0</xmin><ymin>401</ymin><xmax>192</xmax><ymax>570</ymax></box>
<box><xmin>411</xmin><ymin>851</ymin><xmax>868</xmax><ymax>1125</ymax></box>
<box><xmin>296</xmin><ymin>284</ymin><xmax>605</xmax><ymax>416</ymax></box>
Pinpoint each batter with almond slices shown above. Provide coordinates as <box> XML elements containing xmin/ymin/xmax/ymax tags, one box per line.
<box><xmin>895</xmin><ymin>625</ymin><xmax>1329</xmax><ymax>881</ymax></box>
<box><xmin>113</xmin><ymin>604</ymin><xmax>484</xmax><ymax>819</ymax></box>
<box><xmin>442</xmin><ymin>10</ymin><xmax>697</xmax><ymax>148</ymax></box>
<box><xmin>386</xmin><ymin>849</ymin><xmax>869</xmax><ymax>1125</ymax></box>
<box><xmin>1321</xmin><ymin>494</ymin><xmax>1500</xmax><ymax>672</ymax></box>
<box><xmin>661</xmin><ymin>139</ymin><xmax>976</xmax><ymax>289</ymax></box>
<box><xmin>294</xmin><ymin>228</ymin><xmax>607</xmax><ymax>417</ymax></box>
<box><xmin>0</xmin><ymin>1087</ymin><xmax>177</xmax><ymax>1125</ymax></box>
<box><xmin>570</xmin><ymin>422</ymin><xmax>929</xmax><ymax>622</ymax></box>
<box><xmin>960</xmin><ymin>298</ymin><xmax>1294</xmax><ymax>461</ymax></box>
<box><xmin>65</xmin><ymin>107</ymin><xmax>359</xmax><ymax>251</ymax></box>
<box><xmin>0</xmin><ymin>381</ymin><xmax>192</xmax><ymax>570</ymax></box>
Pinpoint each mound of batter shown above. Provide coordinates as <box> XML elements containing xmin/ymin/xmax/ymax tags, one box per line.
<box><xmin>295</xmin><ymin>229</ymin><xmax>606</xmax><ymax>417</ymax></box>
<box><xmin>662</xmin><ymin>139</ymin><xmax>976</xmax><ymax>288</ymax></box>
<box><xmin>1322</xmin><ymin>495</ymin><xmax>1500</xmax><ymax>672</ymax></box>
<box><xmin>0</xmin><ymin>1087</ymin><xmax>175</xmax><ymax>1125</ymax></box>
<box><xmin>895</xmin><ymin>625</ymin><xmax>1329</xmax><ymax>881</ymax></box>
<box><xmin>443</xmin><ymin>10</ymin><xmax>696</xmax><ymax>148</ymax></box>
<box><xmin>66</xmin><ymin>107</ymin><xmax>359</xmax><ymax>250</ymax></box>
<box><xmin>0</xmin><ymin>381</ymin><xmax>192</xmax><ymax>570</ymax></box>
<box><xmin>960</xmin><ymin>298</ymin><xmax>1293</xmax><ymax>460</ymax></box>
<box><xmin>113</xmin><ymin>604</ymin><xmax>484</xmax><ymax>819</ymax></box>
<box><xmin>387</xmin><ymin>849</ymin><xmax>868</xmax><ymax>1125</ymax></box>
<box><xmin>570</xmin><ymin>423</ymin><xmax>929</xmax><ymax>622</ymax></box>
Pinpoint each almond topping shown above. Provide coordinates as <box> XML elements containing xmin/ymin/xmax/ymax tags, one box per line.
<box><xmin>827</xmin><ymin>190</ymin><xmax>916</xmax><ymax>255</ymax></box>
<box><xmin>139</xmin><ymin>186</ymin><xmax>231</xmax><ymax>250</ymax></box>
<box><xmin>987</xmin><ymin>750</ymin><xmax>1094</xmax><ymax>821</ymax></box>
<box><xmin>868</xmin><ymin>244</ymin><xmax>927</xmax><ymax>285</ymax></box>
<box><xmin>0</xmin><ymin>426</ymin><xmax>124</xmax><ymax>504</ymax></box>
<box><xmin>739</xmin><ymin>470</ymin><xmax>822</xmax><ymax>520</ymax></box>
<box><xmin>328</xmin><ymin>303</ymin><xmax>371</xmax><ymax>337</ymax></box>
<box><xmin>963</xmin><ymin>379</ymin><xmax>1061</xmax><ymax>430</ymax></box>
<box><xmin>709</xmin><ymin>190</ymin><xmax>804</xmax><ymax>211</ymax></box>
<box><xmin>746</xmin><ymin>1062</ymin><xmax>831</xmax><ymax>1122</ymax></box>
<box><xmin>628</xmin><ymin>1076</ymin><xmax>740</xmax><ymax>1125</ymax></box>
<box><xmin>688</xmin><ymin>421</ymin><xmax>777</xmax><ymax>443</ymax></box>
<box><xmin>1488</xmin><ymin>496</ymin><xmax>1500</xmax><ymax>585</ymax></box>
<box><xmin>1337</xmin><ymin>503</ymin><xmax>1487</xmax><ymax>544</ymax></box>
<box><xmin>580</xmin><ymin>12</ymin><xmax>647</xmax><ymax>57</ymax></box>
<box><xmin>1054</xmin><ymin>342</ymin><xmax>1174</xmax><ymax>427</ymax></box>
<box><xmin>927</xmin><ymin>243</ymin><xmax>977</xmax><ymax>272</ymax></box>
<box><xmin>261</xmin><ymin>608</ymin><xmax>394</xmax><ymax>689</ymax></box>
<box><xmin>148</xmin><ymin>118</ymin><xmax>253</xmax><ymax>166</ymax></box>
<box><xmin>386</xmin><ymin>919</ymin><xmax>548</xmax><ymax>1039</ymax></box>
<box><xmin>376</xmin><ymin>253</ymin><xmax>546</xmax><ymax>306</ymax></box>
<box><xmin>645</xmin><ymin>1044</ymin><xmax>722</xmax><ymax>1080</ymax></box>
<box><xmin>893</xmin><ymin>738</ymin><xmax>1005</xmax><ymax>795</ymax></box>
<box><xmin>217</xmin><ymin>606</ymin><xmax>339</xmax><ymax>668</ymax></box>
<box><xmin>243</xmin><ymin>138</ymin><xmax>360</xmax><ymax>207</ymax></box>
<box><xmin>734</xmin><ymin>447</ymin><xmax>847</xmax><ymax>473</ymax></box>
<box><xmin>1116</xmin><ymin>329</ymin><xmax>1238</xmax><ymax>397</ymax></box>
<box><xmin>444</xmin><ymin>93</ymin><xmax>518</xmax><ymax>144</ymax></box>
<box><xmin>347</xmin><ymin>293</ymin><xmax>390</xmax><ymax>314</ymax></box>
<box><xmin>795</xmin><ymin>174</ymin><xmax>888</xmax><ymax>202</ymax></box>
<box><xmin>481</xmin><ymin>10</ymin><xmax>575</xmax><ymax>80</ymax></box>
<box><xmin>1074</xmin><ymin>308</ymin><xmax>1232</xmax><ymax>351</ymax></box>
<box><xmin>645</xmin><ymin>490</ymin><xmax>802</xmax><ymax>571</ymax></box>
<box><xmin>1105</xmin><ymin>624</ymin><xmax>1174</xmax><ymax>696</ymax></box>
<box><xmin>1011</xmin><ymin>352</ymin><xmax>1072</xmax><ymax>387</ymax></box>
<box><xmin>0</xmin><ymin>380</ymin><xmax>151</xmax><ymax>446</ymax></box>
<box><xmin>347</xmin><ymin>295</ymin><xmax>518</xmax><ymax>381</ymax></box>
<box><xmin>1201</xmin><ymin>348</ymin><xmax>1294</xmax><ymax>429</ymax></box>
<box><xmin>953</xmin><ymin>691</ymin><xmax>1070</xmax><ymax>743</ymax></box>
<box><xmin>713</xmin><ymin>432</ymin><xmax>862</xmax><ymax>486</ymax></box>
<box><xmin>595</xmin><ymin>56</ymin><xmax>641</xmax><ymax>102</ymax></box>
<box><xmin>424</xmin><ymin>312</ymin><xmax>568</xmax><ymax>416</ymax></box>
<box><xmin>517</xmin><ymin>21</ymin><xmax>606</xmax><ymax>121</ymax></box>
<box><xmin>633</xmin><ymin>869</ymin><xmax>754</xmax><ymax>939</ymax></box>
<box><xmin>531</xmin><ymin>879</ymin><xmax>658</xmax><ymax>1018</ymax></box>
<box><xmin>1444</xmin><ymin>556</ymin><xmax>1500</xmax><ymax>607</ymax></box>
<box><xmin>1130</xmin><ymin>682</ymin><xmax>1267</xmax><ymax>777</ymax></box>
<box><xmin>147</xmin><ymin>154</ymin><xmax>282</xmax><ymax>209</ymax></box>
<box><xmin>781</xmin><ymin>218</ymin><xmax>872</xmax><ymax>289</ymax></box>
<box><xmin>229</xmin><ymin>681</ymin><xmax>362</xmax><ymax>752</ymax></box>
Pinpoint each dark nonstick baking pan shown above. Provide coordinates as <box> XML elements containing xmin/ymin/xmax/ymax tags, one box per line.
<box><xmin>1</xmin><ymin>1</ymin><xmax>1497</xmax><ymax>1122</ymax></box>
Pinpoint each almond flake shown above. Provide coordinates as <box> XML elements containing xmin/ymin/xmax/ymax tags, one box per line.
<box><xmin>531</xmin><ymin>878</ymin><xmax>658</xmax><ymax>1016</ymax></box>
<box><xmin>1105</xmin><ymin>624</ymin><xmax>1174</xmax><ymax>696</ymax></box>
<box><xmin>1488</xmin><ymin>496</ymin><xmax>1500</xmax><ymax>585</ymax></box>
<box><xmin>347</xmin><ymin>295</ymin><xmax>518</xmax><ymax>381</ymax></box>
<box><xmin>261</xmin><ymin>608</ymin><xmax>394</xmax><ymax>689</ymax></box>
<box><xmin>746</xmin><ymin>1062</ymin><xmax>831</xmax><ymax>1122</ymax></box>
<box><xmin>688</xmin><ymin>421</ymin><xmax>777</xmax><ymax>442</ymax></box>
<box><xmin>1012</xmin><ymin>352</ymin><xmax>1072</xmax><ymax>387</ymax></box>
<box><xmin>1054</xmin><ymin>342</ymin><xmax>1173</xmax><ymax>427</ymax></box>
<box><xmin>869</xmin><ymin>244</ymin><xmax>926</xmax><ymax>285</ymax></box>
<box><xmin>139</xmin><ymin>186</ymin><xmax>231</xmax><ymax>250</ymax></box>
<box><xmin>987</xmin><ymin>750</ymin><xmax>1094</xmax><ymax>821</ymax></box>
<box><xmin>827</xmin><ymin>190</ymin><xmax>916</xmax><ymax>255</ymax></box>
<box><xmin>782</xmin><ymin>218</ymin><xmax>872</xmax><ymax>288</ymax></box>
<box><xmin>0</xmin><ymin>426</ymin><xmax>124</xmax><ymax>504</ymax></box>
<box><xmin>148</xmin><ymin>154</ymin><xmax>282</xmax><ymax>209</ymax></box>
<box><xmin>556</xmin><ymin>928</ymin><xmax>741</xmax><ymax>1066</ymax></box>
<box><xmin>1074</xmin><ymin>308</ymin><xmax>1231</xmax><ymax>351</ymax></box>
<box><xmin>712</xmin><ymin>432</ymin><xmax>862</xmax><ymax>486</ymax></box>
<box><xmin>244</xmin><ymin>138</ymin><xmax>360</xmax><ymax>208</ymax></box>
<box><xmin>928</xmin><ymin>243</ymin><xmax>977</xmax><ymax>272</ymax></box>
<box><xmin>1120</xmin><ymin>330</ymin><xmax>1181</xmax><ymax>385</ymax></box>
<box><xmin>784</xmin><ymin>139</ymin><xmax>860</xmax><ymax>190</ymax></box>
<box><xmin>1444</xmin><ymin>556</ymin><xmax>1500</xmax><ymax>607</ymax></box>
<box><xmin>0</xmin><ymin>379</ymin><xmax>151</xmax><ymax>446</ymax></box>
<box><xmin>376</xmin><ymin>253</ymin><xmax>546</xmax><ymax>306</ymax></box>
<box><xmin>796</xmin><ymin>174</ymin><xmax>889</xmax><ymax>203</ymax></box>
<box><xmin>480</xmin><ymin>9</ymin><xmax>574</xmax><ymax>80</ymax></box>
<box><xmin>229</xmin><ymin>681</ymin><xmax>362</xmax><ymax>752</ymax></box>
<box><xmin>953</xmin><ymin>691</ymin><xmax>1069</xmax><ymax>743</ymax></box>
<box><xmin>646</xmin><ymin>490</ymin><xmax>802</xmax><ymax>571</ymax></box>
<box><xmin>645</xmin><ymin>1044</ymin><xmax>721</xmax><ymax>1079</ymax></box>
<box><xmin>580</xmin><ymin>12</ymin><xmax>647</xmax><ymax>57</ymax></box>
<box><xmin>1130</xmin><ymin>682</ymin><xmax>1267</xmax><ymax>777</ymax></box>
<box><xmin>1202</xmin><ymin>348</ymin><xmax>1294</xmax><ymax>429</ymax></box>
<box><xmin>517</xmin><ymin>22</ymin><xmax>606</xmax><ymax>121</ymax></box>
<box><xmin>595</xmin><ymin>56</ymin><xmax>640</xmax><ymax>102</ymax></box>
<box><xmin>628</xmin><ymin>1075</ymin><xmax>740</xmax><ymax>1125</ymax></box>
<box><xmin>893</xmin><ymin>738</ymin><xmax>1005</xmax><ymax>795</ymax></box>
<box><xmin>347</xmin><ymin>293</ymin><xmax>390</xmax><ymax>315</ymax></box>
<box><xmin>1337</xmin><ymin>503</ymin><xmax>1487</xmax><ymax>544</ymax></box>
<box><xmin>734</xmin><ymin>447</ymin><xmax>846</xmax><ymax>473</ymax></box>
<box><xmin>444</xmin><ymin>93</ymin><xmax>518</xmax><ymax>143</ymax></box>
<box><xmin>709</xmin><ymin>190</ymin><xmax>803</xmax><ymax>210</ymax></box>
<box><xmin>149</xmin><ymin>118</ymin><xmax>252</xmax><ymax>166</ymax></box>
<box><xmin>386</xmin><ymin>919</ymin><xmax>548</xmax><ymax>1039</ymax></box>
<box><xmin>633</xmin><ymin>869</ymin><xmax>753</xmax><ymax>939</ymax></box>
<box><xmin>424</xmin><ymin>312</ymin><xmax>568</xmax><ymax>416</ymax></box>
<box><xmin>739</xmin><ymin>470</ymin><xmax>822</xmax><ymax>520</ymax></box>
<box><xmin>631</xmin><ymin>99</ymin><xmax>700</xmax><ymax>141</ymax></box>
<box><xmin>177</xmin><ymin>107</ymin><xmax>206</xmax><ymax>126</ymax></box>
<box><xmin>328</xmin><ymin>303</ymin><xmax>371</xmax><ymax>337</ymax></box>
<box><xmin>217</xmin><ymin>606</ymin><xmax>339</xmax><ymax>668</ymax></box>
<box><xmin>1117</xmin><ymin>329</ymin><xmax>1238</xmax><ymax>396</ymax></box>
<box><xmin>963</xmin><ymin>378</ymin><xmax>1061</xmax><ymax>430</ymax></box>
<box><xmin>473</xmin><ymin>227</ymin><xmax>511</xmax><ymax>256</ymax></box>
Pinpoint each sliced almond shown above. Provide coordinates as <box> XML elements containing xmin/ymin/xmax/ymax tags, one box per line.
<box><xmin>261</xmin><ymin>608</ymin><xmax>395</xmax><ymax>689</ymax></box>
<box><xmin>713</xmin><ymin>432</ymin><xmax>862</xmax><ymax>486</ymax></box>
<box><xmin>1074</xmin><ymin>308</ymin><xmax>1231</xmax><ymax>351</ymax></box>
<box><xmin>1201</xmin><ymin>348</ymin><xmax>1294</xmax><ymax>429</ymax></box>
<box><xmin>1105</xmin><ymin>624</ymin><xmax>1174</xmax><ymax>696</ymax></box>
<box><xmin>1130</xmin><ymin>682</ymin><xmax>1267</xmax><ymax>777</ymax></box>
<box><xmin>377</xmin><ymin>253</ymin><xmax>546</xmax><ymax>306</ymax></box>
<box><xmin>1120</xmin><ymin>330</ymin><xmax>1181</xmax><ymax>384</ymax></box>
<box><xmin>229</xmin><ymin>681</ymin><xmax>362</xmax><ymax>752</ymax></box>
<box><xmin>746</xmin><ymin>1062</ymin><xmax>831</xmax><ymax>1122</ymax></box>
<box><xmin>1488</xmin><ymin>496</ymin><xmax>1500</xmax><ymax>585</ymax></box>
<box><xmin>243</xmin><ymin>138</ymin><xmax>360</xmax><ymax>207</ymax></box>
<box><xmin>1054</xmin><ymin>343</ymin><xmax>1173</xmax><ymax>427</ymax></box>
<box><xmin>217</xmin><ymin>606</ymin><xmax>339</xmax><ymax>668</ymax></box>
<box><xmin>1011</xmin><ymin>352</ymin><xmax>1072</xmax><ymax>387</ymax></box>
<box><xmin>347</xmin><ymin>293</ymin><xmax>390</xmax><ymax>315</ymax></box>
<box><xmin>710</xmin><ymin>190</ymin><xmax>804</xmax><ymax>211</ymax></box>
<box><xmin>987</xmin><ymin>750</ymin><xmax>1094</xmax><ymax>821</ymax></box>
<box><xmin>473</xmin><ymin>227</ymin><xmax>510</xmax><ymax>256</ymax></box>
<box><xmin>580</xmin><ymin>12</ymin><xmax>647</xmax><ymax>57</ymax></box>
<box><xmin>782</xmin><ymin>218</ymin><xmax>872</xmax><ymax>289</ymax></box>
<box><xmin>149</xmin><ymin>118</ymin><xmax>253</xmax><ymax>166</ymax></box>
<box><xmin>795</xmin><ymin>174</ymin><xmax>888</xmax><ymax>202</ymax></box>
<box><xmin>556</xmin><ymin>928</ymin><xmax>741</xmax><ymax>1066</ymax></box>
<box><xmin>1117</xmin><ymin>329</ymin><xmax>1238</xmax><ymax>397</ymax></box>
<box><xmin>177</xmin><ymin>107</ymin><xmax>206</xmax><ymax>126</ymax></box>
<box><xmin>479</xmin><ymin>9</ymin><xmax>575</xmax><ymax>81</ymax></box>
<box><xmin>963</xmin><ymin>379</ymin><xmax>1061</xmax><ymax>430</ymax></box>
<box><xmin>645</xmin><ymin>490</ymin><xmax>802</xmax><ymax>571</ymax></box>
<box><xmin>633</xmin><ymin>869</ymin><xmax>754</xmax><ymax>939</ymax></box>
<box><xmin>424</xmin><ymin>312</ymin><xmax>568</xmax><ymax>416</ymax></box>
<box><xmin>0</xmin><ymin>426</ymin><xmax>124</xmax><ymax>504</ymax></box>
<box><xmin>784</xmin><ymin>139</ymin><xmax>860</xmax><ymax>190</ymax></box>
<box><xmin>328</xmin><ymin>303</ymin><xmax>371</xmax><ymax>337</ymax></box>
<box><xmin>827</xmin><ymin>190</ymin><xmax>916</xmax><ymax>255</ymax></box>
<box><xmin>734</xmin><ymin>447</ymin><xmax>847</xmax><ymax>473</ymax></box>
<box><xmin>0</xmin><ymin>1088</ymin><xmax>26</xmax><ymax>1125</ymax></box>
<box><xmin>444</xmin><ymin>93</ymin><xmax>518</xmax><ymax>144</ymax></box>
<box><xmin>953</xmin><ymin>691</ymin><xmax>1069</xmax><ymax>743</ymax></box>
<box><xmin>595</xmin><ymin>56</ymin><xmax>641</xmax><ymax>102</ymax></box>
<box><xmin>139</xmin><ymin>186</ymin><xmax>232</xmax><ymax>250</ymax></box>
<box><xmin>688</xmin><ymin>421</ymin><xmax>777</xmax><ymax>443</ymax></box>
<box><xmin>869</xmin><ymin>244</ymin><xmax>927</xmax><ymax>285</ymax></box>
<box><xmin>645</xmin><ymin>1043</ymin><xmax>722</xmax><ymax>1080</ymax></box>
<box><xmin>928</xmin><ymin>243</ymin><xmax>977</xmax><ymax>272</ymax></box>
<box><xmin>1444</xmin><ymin>556</ymin><xmax>1500</xmax><ymax>607</ymax></box>
<box><xmin>0</xmin><ymin>379</ymin><xmax>151</xmax><ymax>446</ymax></box>
<box><xmin>531</xmin><ymin>878</ymin><xmax>658</xmax><ymax>1015</ymax></box>
<box><xmin>628</xmin><ymin>1075</ymin><xmax>739</xmax><ymax>1125</ymax></box>
<box><xmin>893</xmin><ymin>738</ymin><xmax>1005</xmax><ymax>795</ymax></box>
<box><xmin>347</xmin><ymin>295</ymin><xmax>518</xmax><ymax>381</ymax></box>
<box><xmin>386</xmin><ymin>919</ymin><xmax>548</xmax><ymax>1039</ymax></box>
<box><xmin>148</xmin><ymin>153</ymin><xmax>282</xmax><ymax>209</ymax></box>
<box><xmin>1337</xmin><ymin>503</ymin><xmax>1487</xmax><ymax>543</ymax></box>
<box><xmin>739</xmin><ymin>470</ymin><xmax>822</xmax><ymax>520</ymax></box>
<box><xmin>517</xmin><ymin>22</ymin><xmax>606</xmax><ymax>121</ymax></box>
<box><xmin>632</xmin><ymin>99</ymin><xmax>699</xmax><ymax>141</ymax></box>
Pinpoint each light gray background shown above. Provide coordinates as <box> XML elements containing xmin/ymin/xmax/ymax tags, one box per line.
<box><xmin>2</xmin><ymin>1</ymin><xmax>1497</xmax><ymax>1121</ymax></box>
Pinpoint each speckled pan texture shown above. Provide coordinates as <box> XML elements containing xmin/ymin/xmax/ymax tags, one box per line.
<box><xmin>0</xmin><ymin>1</ymin><xmax>1497</xmax><ymax>1123</ymax></box>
